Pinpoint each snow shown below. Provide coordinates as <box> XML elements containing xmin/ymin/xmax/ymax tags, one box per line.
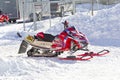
<box><xmin>0</xmin><ymin>3</ymin><xmax>120</xmax><ymax>80</ymax></box>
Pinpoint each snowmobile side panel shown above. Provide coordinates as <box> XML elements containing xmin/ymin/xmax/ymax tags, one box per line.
<box><xmin>18</xmin><ymin>40</ymin><xmax>28</xmax><ymax>54</ymax></box>
<box><xmin>31</xmin><ymin>40</ymin><xmax>52</xmax><ymax>49</ymax></box>
<box><xmin>25</xmin><ymin>35</ymin><xmax>52</xmax><ymax>49</ymax></box>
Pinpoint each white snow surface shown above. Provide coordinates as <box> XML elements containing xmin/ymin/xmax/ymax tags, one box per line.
<box><xmin>0</xmin><ymin>3</ymin><xmax>120</xmax><ymax>80</ymax></box>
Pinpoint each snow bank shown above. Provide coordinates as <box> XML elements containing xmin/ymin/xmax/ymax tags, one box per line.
<box><xmin>47</xmin><ymin>3</ymin><xmax>120</xmax><ymax>47</ymax></box>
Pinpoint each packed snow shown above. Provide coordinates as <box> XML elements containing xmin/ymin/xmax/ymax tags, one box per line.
<box><xmin>0</xmin><ymin>3</ymin><xmax>120</xmax><ymax>80</ymax></box>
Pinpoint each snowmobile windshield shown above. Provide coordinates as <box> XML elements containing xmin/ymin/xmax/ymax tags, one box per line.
<box><xmin>64</xmin><ymin>26</ymin><xmax>78</xmax><ymax>36</ymax></box>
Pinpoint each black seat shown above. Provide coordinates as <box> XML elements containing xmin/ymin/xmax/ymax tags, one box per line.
<box><xmin>35</xmin><ymin>34</ymin><xmax>55</xmax><ymax>42</ymax></box>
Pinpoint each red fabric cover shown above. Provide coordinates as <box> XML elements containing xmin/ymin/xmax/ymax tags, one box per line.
<box><xmin>36</xmin><ymin>32</ymin><xmax>44</xmax><ymax>39</ymax></box>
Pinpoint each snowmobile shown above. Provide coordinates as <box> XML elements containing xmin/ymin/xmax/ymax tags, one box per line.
<box><xmin>18</xmin><ymin>21</ymin><xmax>109</xmax><ymax>61</ymax></box>
<box><xmin>0</xmin><ymin>14</ymin><xmax>9</xmax><ymax>23</ymax></box>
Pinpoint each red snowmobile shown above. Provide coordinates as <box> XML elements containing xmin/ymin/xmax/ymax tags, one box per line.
<box><xmin>0</xmin><ymin>14</ymin><xmax>9</xmax><ymax>23</ymax></box>
<box><xmin>18</xmin><ymin>21</ymin><xmax>109</xmax><ymax>61</ymax></box>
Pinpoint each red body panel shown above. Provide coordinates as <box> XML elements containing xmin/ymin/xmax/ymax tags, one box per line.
<box><xmin>51</xmin><ymin>27</ymin><xmax>89</xmax><ymax>52</ymax></box>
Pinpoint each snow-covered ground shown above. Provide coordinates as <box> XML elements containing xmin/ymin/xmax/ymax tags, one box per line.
<box><xmin>0</xmin><ymin>3</ymin><xmax>120</xmax><ymax>80</ymax></box>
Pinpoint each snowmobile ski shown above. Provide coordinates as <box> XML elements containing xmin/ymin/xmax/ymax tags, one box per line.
<box><xmin>77</xmin><ymin>49</ymin><xmax>109</xmax><ymax>57</ymax></box>
<box><xmin>59</xmin><ymin>49</ymin><xmax>109</xmax><ymax>61</ymax></box>
<box><xmin>59</xmin><ymin>54</ymin><xmax>93</xmax><ymax>61</ymax></box>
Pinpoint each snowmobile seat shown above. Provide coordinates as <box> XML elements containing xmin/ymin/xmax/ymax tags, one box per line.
<box><xmin>35</xmin><ymin>33</ymin><xmax>55</xmax><ymax>42</ymax></box>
